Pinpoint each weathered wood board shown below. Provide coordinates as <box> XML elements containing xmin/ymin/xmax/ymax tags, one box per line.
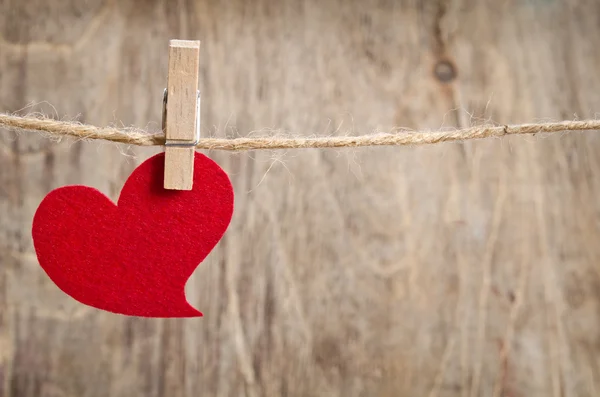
<box><xmin>1</xmin><ymin>0</ymin><xmax>600</xmax><ymax>396</ymax></box>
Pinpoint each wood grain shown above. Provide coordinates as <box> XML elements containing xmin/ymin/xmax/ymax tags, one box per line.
<box><xmin>1</xmin><ymin>0</ymin><xmax>600</xmax><ymax>396</ymax></box>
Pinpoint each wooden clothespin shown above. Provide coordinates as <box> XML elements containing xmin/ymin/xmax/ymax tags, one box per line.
<box><xmin>163</xmin><ymin>40</ymin><xmax>201</xmax><ymax>190</ymax></box>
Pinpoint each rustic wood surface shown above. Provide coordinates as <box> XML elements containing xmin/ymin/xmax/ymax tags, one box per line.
<box><xmin>1</xmin><ymin>0</ymin><xmax>600</xmax><ymax>396</ymax></box>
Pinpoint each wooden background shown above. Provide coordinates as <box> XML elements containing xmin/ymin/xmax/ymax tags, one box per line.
<box><xmin>1</xmin><ymin>0</ymin><xmax>600</xmax><ymax>396</ymax></box>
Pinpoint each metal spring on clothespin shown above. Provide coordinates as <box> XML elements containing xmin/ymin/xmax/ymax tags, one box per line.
<box><xmin>162</xmin><ymin>89</ymin><xmax>201</xmax><ymax>148</ymax></box>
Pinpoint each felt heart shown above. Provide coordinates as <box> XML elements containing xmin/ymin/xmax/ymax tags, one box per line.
<box><xmin>32</xmin><ymin>152</ymin><xmax>234</xmax><ymax>318</ymax></box>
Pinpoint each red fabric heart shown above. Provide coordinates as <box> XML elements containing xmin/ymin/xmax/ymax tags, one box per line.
<box><xmin>32</xmin><ymin>152</ymin><xmax>234</xmax><ymax>318</ymax></box>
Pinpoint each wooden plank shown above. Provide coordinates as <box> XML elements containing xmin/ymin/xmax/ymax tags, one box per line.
<box><xmin>164</xmin><ymin>39</ymin><xmax>200</xmax><ymax>190</ymax></box>
<box><xmin>1</xmin><ymin>1</ymin><xmax>600</xmax><ymax>396</ymax></box>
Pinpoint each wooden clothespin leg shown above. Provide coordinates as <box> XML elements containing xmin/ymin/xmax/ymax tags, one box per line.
<box><xmin>164</xmin><ymin>40</ymin><xmax>201</xmax><ymax>191</ymax></box>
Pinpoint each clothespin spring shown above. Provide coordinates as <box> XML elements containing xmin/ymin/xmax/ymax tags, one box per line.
<box><xmin>162</xmin><ymin>88</ymin><xmax>201</xmax><ymax>148</ymax></box>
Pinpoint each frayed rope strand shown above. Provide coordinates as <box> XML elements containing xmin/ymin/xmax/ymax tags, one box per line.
<box><xmin>1</xmin><ymin>113</ymin><xmax>600</xmax><ymax>152</ymax></box>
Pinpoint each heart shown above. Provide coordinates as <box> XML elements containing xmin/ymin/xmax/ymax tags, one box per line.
<box><xmin>32</xmin><ymin>152</ymin><xmax>234</xmax><ymax>317</ymax></box>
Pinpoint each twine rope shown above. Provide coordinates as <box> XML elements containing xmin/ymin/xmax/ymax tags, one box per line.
<box><xmin>1</xmin><ymin>113</ymin><xmax>599</xmax><ymax>151</ymax></box>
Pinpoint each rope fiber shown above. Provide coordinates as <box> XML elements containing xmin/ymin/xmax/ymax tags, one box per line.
<box><xmin>1</xmin><ymin>113</ymin><xmax>599</xmax><ymax>152</ymax></box>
